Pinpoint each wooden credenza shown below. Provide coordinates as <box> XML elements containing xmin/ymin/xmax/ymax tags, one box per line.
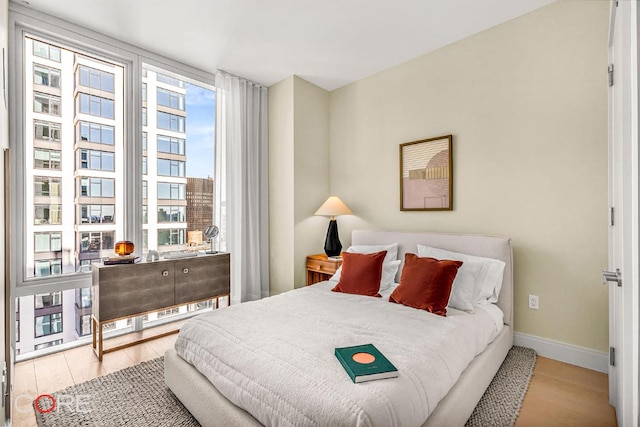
<box><xmin>91</xmin><ymin>252</ymin><xmax>230</xmax><ymax>360</ymax></box>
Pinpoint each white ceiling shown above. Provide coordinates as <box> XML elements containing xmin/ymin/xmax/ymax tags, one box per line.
<box><xmin>13</xmin><ymin>0</ymin><xmax>557</xmax><ymax>91</ymax></box>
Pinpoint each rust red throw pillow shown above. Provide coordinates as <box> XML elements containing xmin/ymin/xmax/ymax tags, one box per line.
<box><xmin>389</xmin><ymin>253</ymin><xmax>463</xmax><ymax>316</ymax></box>
<box><xmin>332</xmin><ymin>251</ymin><xmax>387</xmax><ymax>297</ymax></box>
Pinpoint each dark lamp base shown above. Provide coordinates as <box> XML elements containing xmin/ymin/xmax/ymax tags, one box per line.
<box><xmin>324</xmin><ymin>219</ymin><xmax>342</xmax><ymax>257</ymax></box>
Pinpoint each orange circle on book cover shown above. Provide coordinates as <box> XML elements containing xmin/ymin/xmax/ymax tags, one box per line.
<box><xmin>352</xmin><ymin>352</ymin><xmax>376</xmax><ymax>364</ymax></box>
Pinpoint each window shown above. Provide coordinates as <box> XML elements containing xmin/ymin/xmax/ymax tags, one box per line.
<box><xmin>157</xmin><ymin>88</ymin><xmax>185</xmax><ymax>110</ymax></box>
<box><xmin>77</xmin><ymin>314</ymin><xmax>91</xmax><ymax>336</ymax></box>
<box><xmin>157</xmin><ymin>135</ymin><xmax>185</xmax><ymax>155</ymax></box>
<box><xmin>35</xmin><ymin>292</ymin><xmax>62</xmax><ymax>308</ymax></box>
<box><xmin>157</xmin><ymin>182</ymin><xmax>185</xmax><ymax>200</ymax></box>
<box><xmin>80</xmin><ymin>231</ymin><xmax>114</xmax><ymax>252</ymax></box>
<box><xmin>34</xmin><ymin>205</ymin><xmax>61</xmax><ymax>224</ymax></box>
<box><xmin>78</xmin><ymin>121</ymin><xmax>114</xmax><ymax>145</ymax></box>
<box><xmin>76</xmin><ymin>287</ymin><xmax>91</xmax><ymax>308</ymax></box>
<box><xmin>142</xmin><ymin>156</ymin><xmax>147</xmax><ymax>175</ymax></box>
<box><xmin>34</xmin><ymin>64</ymin><xmax>60</xmax><ymax>88</ymax></box>
<box><xmin>158</xmin><ymin>206</ymin><xmax>185</xmax><ymax>223</ymax></box>
<box><xmin>79</xmin><ymin>149</ymin><xmax>115</xmax><ymax>171</ymax></box>
<box><xmin>157</xmin><ymin>111</ymin><xmax>185</xmax><ymax>132</ymax></box>
<box><xmin>35</xmin><ymin>313</ymin><xmax>62</xmax><ymax>337</ymax></box>
<box><xmin>35</xmin><ymin>339</ymin><xmax>63</xmax><ymax>350</ymax></box>
<box><xmin>34</xmin><ymin>148</ymin><xmax>61</xmax><ymax>169</ymax></box>
<box><xmin>34</xmin><ymin>93</ymin><xmax>61</xmax><ymax>115</ymax></box>
<box><xmin>34</xmin><ymin>259</ymin><xmax>62</xmax><ymax>277</ymax></box>
<box><xmin>16</xmin><ymin>29</ymin><xmax>216</xmax><ymax>358</ymax></box>
<box><xmin>79</xmin><ymin>177</ymin><xmax>115</xmax><ymax>197</ymax></box>
<box><xmin>78</xmin><ymin>93</ymin><xmax>114</xmax><ymax>119</ymax></box>
<box><xmin>157</xmin><ymin>73</ymin><xmax>184</xmax><ymax>88</ymax></box>
<box><xmin>78</xmin><ymin>65</ymin><xmax>115</xmax><ymax>93</ymax></box>
<box><xmin>79</xmin><ymin>204</ymin><xmax>114</xmax><ymax>224</ymax></box>
<box><xmin>34</xmin><ymin>176</ymin><xmax>61</xmax><ymax>197</ymax></box>
<box><xmin>34</xmin><ymin>232</ymin><xmax>62</xmax><ymax>252</ymax></box>
<box><xmin>33</xmin><ymin>40</ymin><xmax>61</xmax><ymax>62</ymax></box>
<box><xmin>158</xmin><ymin>229</ymin><xmax>186</xmax><ymax>246</ymax></box>
<box><xmin>157</xmin><ymin>158</ymin><xmax>185</xmax><ymax>177</ymax></box>
<box><xmin>34</xmin><ymin>121</ymin><xmax>61</xmax><ymax>141</ymax></box>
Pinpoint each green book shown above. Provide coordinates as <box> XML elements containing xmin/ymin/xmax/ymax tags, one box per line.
<box><xmin>335</xmin><ymin>344</ymin><xmax>398</xmax><ymax>383</ymax></box>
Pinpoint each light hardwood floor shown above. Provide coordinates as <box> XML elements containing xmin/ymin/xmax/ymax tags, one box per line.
<box><xmin>11</xmin><ymin>339</ymin><xmax>617</xmax><ymax>427</ymax></box>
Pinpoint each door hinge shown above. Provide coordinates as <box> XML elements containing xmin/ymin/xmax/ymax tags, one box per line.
<box><xmin>610</xmin><ymin>207</ymin><xmax>614</xmax><ymax>226</ymax></box>
<box><xmin>603</xmin><ymin>268</ymin><xmax>622</xmax><ymax>287</ymax></box>
<box><xmin>608</xmin><ymin>64</ymin><xmax>614</xmax><ymax>87</ymax></box>
<box><xmin>615</xmin><ymin>0</ymin><xmax>619</xmax><ymax>7</ymax></box>
<box><xmin>610</xmin><ymin>347</ymin><xmax>615</xmax><ymax>366</ymax></box>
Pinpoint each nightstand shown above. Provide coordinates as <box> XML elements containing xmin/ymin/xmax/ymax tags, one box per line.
<box><xmin>306</xmin><ymin>254</ymin><xmax>343</xmax><ymax>285</ymax></box>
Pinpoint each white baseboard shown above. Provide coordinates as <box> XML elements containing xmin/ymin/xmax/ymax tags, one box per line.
<box><xmin>514</xmin><ymin>332</ymin><xmax>609</xmax><ymax>373</ymax></box>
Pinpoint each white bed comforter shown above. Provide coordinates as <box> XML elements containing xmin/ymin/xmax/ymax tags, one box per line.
<box><xmin>175</xmin><ymin>281</ymin><xmax>500</xmax><ymax>427</ymax></box>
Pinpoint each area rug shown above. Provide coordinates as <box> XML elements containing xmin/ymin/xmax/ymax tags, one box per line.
<box><xmin>35</xmin><ymin>346</ymin><xmax>536</xmax><ymax>427</ymax></box>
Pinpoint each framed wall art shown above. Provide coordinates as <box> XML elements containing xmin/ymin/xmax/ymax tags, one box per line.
<box><xmin>399</xmin><ymin>134</ymin><xmax>452</xmax><ymax>211</ymax></box>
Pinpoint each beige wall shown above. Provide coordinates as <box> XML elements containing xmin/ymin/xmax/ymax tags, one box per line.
<box><xmin>269</xmin><ymin>76</ymin><xmax>330</xmax><ymax>294</ymax></box>
<box><xmin>328</xmin><ymin>0</ymin><xmax>610</xmax><ymax>351</ymax></box>
<box><xmin>268</xmin><ymin>77</ymin><xmax>295</xmax><ymax>295</ymax></box>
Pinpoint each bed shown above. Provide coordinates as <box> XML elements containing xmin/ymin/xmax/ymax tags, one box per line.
<box><xmin>165</xmin><ymin>230</ymin><xmax>514</xmax><ymax>426</ymax></box>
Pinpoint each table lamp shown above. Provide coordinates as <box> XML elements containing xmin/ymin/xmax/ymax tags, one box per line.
<box><xmin>314</xmin><ymin>196</ymin><xmax>352</xmax><ymax>257</ymax></box>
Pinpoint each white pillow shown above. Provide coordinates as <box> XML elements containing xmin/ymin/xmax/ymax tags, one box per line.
<box><xmin>417</xmin><ymin>245</ymin><xmax>505</xmax><ymax>306</ymax></box>
<box><xmin>329</xmin><ymin>243</ymin><xmax>400</xmax><ymax>291</ymax></box>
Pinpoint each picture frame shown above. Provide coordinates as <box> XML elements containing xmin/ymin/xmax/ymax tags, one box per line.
<box><xmin>399</xmin><ymin>134</ymin><xmax>453</xmax><ymax>211</ymax></box>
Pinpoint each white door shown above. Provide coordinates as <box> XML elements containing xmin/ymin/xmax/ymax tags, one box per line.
<box><xmin>606</xmin><ymin>1</ymin><xmax>639</xmax><ymax>426</ymax></box>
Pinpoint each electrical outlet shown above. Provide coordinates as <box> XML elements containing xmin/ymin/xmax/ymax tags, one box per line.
<box><xmin>528</xmin><ymin>294</ymin><xmax>539</xmax><ymax>310</ymax></box>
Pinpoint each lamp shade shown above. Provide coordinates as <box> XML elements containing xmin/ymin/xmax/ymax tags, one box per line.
<box><xmin>314</xmin><ymin>196</ymin><xmax>353</xmax><ymax>218</ymax></box>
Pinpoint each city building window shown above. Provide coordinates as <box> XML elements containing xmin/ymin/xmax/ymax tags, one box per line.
<box><xmin>34</xmin><ymin>259</ymin><xmax>62</xmax><ymax>277</ymax></box>
<box><xmin>35</xmin><ymin>313</ymin><xmax>62</xmax><ymax>337</ymax></box>
<box><xmin>34</xmin><ymin>148</ymin><xmax>61</xmax><ymax>170</ymax></box>
<box><xmin>34</xmin><ymin>176</ymin><xmax>62</xmax><ymax>197</ymax></box>
<box><xmin>35</xmin><ymin>292</ymin><xmax>62</xmax><ymax>309</ymax></box>
<box><xmin>79</xmin><ymin>177</ymin><xmax>115</xmax><ymax>198</ymax></box>
<box><xmin>33</xmin><ymin>40</ymin><xmax>61</xmax><ymax>62</ymax></box>
<box><xmin>34</xmin><ymin>64</ymin><xmax>61</xmax><ymax>88</ymax></box>
<box><xmin>76</xmin><ymin>287</ymin><xmax>91</xmax><ymax>308</ymax></box>
<box><xmin>158</xmin><ymin>229</ymin><xmax>186</xmax><ymax>246</ymax></box>
<box><xmin>157</xmin><ymin>182</ymin><xmax>185</xmax><ymax>200</ymax></box>
<box><xmin>34</xmin><ymin>93</ymin><xmax>61</xmax><ymax>116</ymax></box>
<box><xmin>142</xmin><ymin>180</ymin><xmax>147</xmax><ymax>199</ymax></box>
<box><xmin>142</xmin><ymin>107</ymin><xmax>147</xmax><ymax>126</ymax></box>
<box><xmin>80</xmin><ymin>231</ymin><xmax>115</xmax><ymax>252</ymax></box>
<box><xmin>34</xmin><ymin>339</ymin><xmax>63</xmax><ymax>350</ymax></box>
<box><xmin>158</xmin><ymin>206</ymin><xmax>185</xmax><ymax>223</ymax></box>
<box><xmin>157</xmin><ymin>111</ymin><xmax>185</xmax><ymax>132</ymax></box>
<box><xmin>34</xmin><ymin>204</ymin><xmax>61</xmax><ymax>225</ymax></box>
<box><xmin>78</xmin><ymin>65</ymin><xmax>115</xmax><ymax>93</ymax></box>
<box><xmin>142</xmin><ymin>156</ymin><xmax>147</xmax><ymax>175</ymax></box>
<box><xmin>157</xmin><ymin>135</ymin><xmax>185</xmax><ymax>155</ymax></box>
<box><xmin>143</xmin><ymin>205</ymin><xmax>147</xmax><ymax>224</ymax></box>
<box><xmin>77</xmin><ymin>314</ymin><xmax>91</xmax><ymax>336</ymax></box>
<box><xmin>78</xmin><ymin>93</ymin><xmax>114</xmax><ymax>119</ymax></box>
<box><xmin>157</xmin><ymin>73</ymin><xmax>184</xmax><ymax>88</ymax></box>
<box><xmin>34</xmin><ymin>232</ymin><xmax>62</xmax><ymax>252</ymax></box>
<box><xmin>79</xmin><ymin>204</ymin><xmax>115</xmax><ymax>224</ymax></box>
<box><xmin>79</xmin><ymin>149</ymin><xmax>115</xmax><ymax>171</ymax></box>
<box><xmin>142</xmin><ymin>83</ymin><xmax>147</xmax><ymax>102</ymax></box>
<box><xmin>157</xmin><ymin>158</ymin><xmax>185</xmax><ymax>177</ymax></box>
<box><xmin>157</xmin><ymin>88</ymin><xmax>185</xmax><ymax>110</ymax></box>
<box><xmin>142</xmin><ymin>132</ymin><xmax>147</xmax><ymax>150</ymax></box>
<box><xmin>34</xmin><ymin>121</ymin><xmax>61</xmax><ymax>141</ymax></box>
<box><xmin>78</xmin><ymin>121</ymin><xmax>114</xmax><ymax>145</ymax></box>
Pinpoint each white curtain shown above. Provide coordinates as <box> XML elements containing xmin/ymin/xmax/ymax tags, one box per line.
<box><xmin>214</xmin><ymin>70</ymin><xmax>269</xmax><ymax>304</ymax></box>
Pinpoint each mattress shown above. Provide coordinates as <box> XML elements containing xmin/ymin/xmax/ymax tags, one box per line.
<box><xmin>175</xmin><ymin>280</ymin><xmax>502</xmax><ymax>427</ymax></box>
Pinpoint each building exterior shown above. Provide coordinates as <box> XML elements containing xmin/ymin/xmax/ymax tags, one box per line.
<box><xmin>186</xmin><ymin>177</ymin><xmax>214</xmax><ymax>241</ymax></box>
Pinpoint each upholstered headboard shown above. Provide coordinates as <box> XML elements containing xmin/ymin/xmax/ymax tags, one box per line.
<box><xmin>351</xmin><ymin>230</ymin><xmax>514</xmax><ymax>326</ymax></box>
